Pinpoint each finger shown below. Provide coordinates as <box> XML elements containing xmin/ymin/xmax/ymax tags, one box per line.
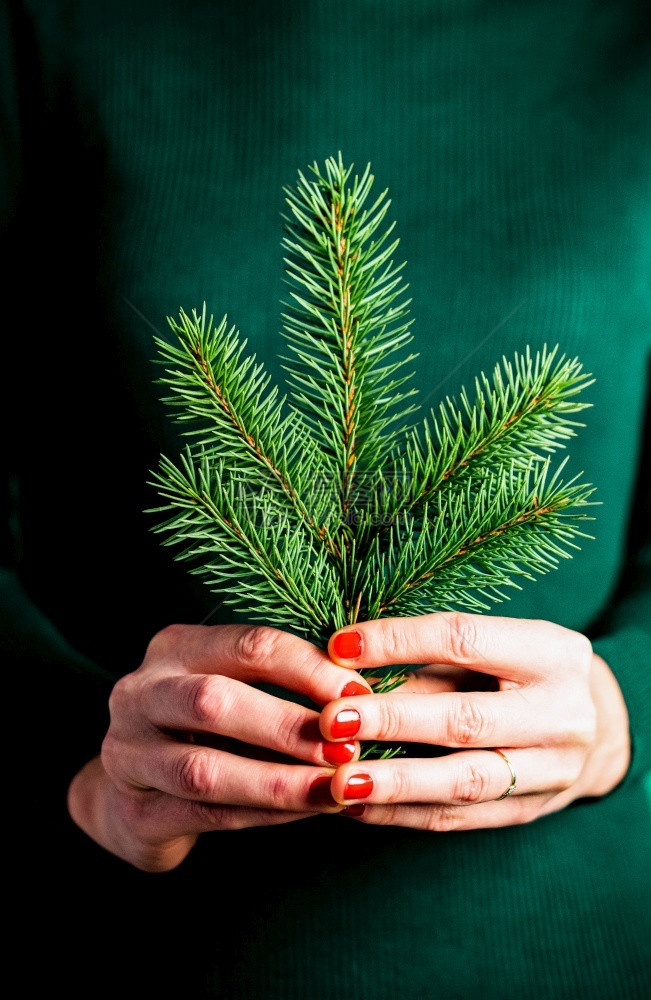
<box><xmin>340</xmin><ymin>794</ymin><xmax>552</xmax><ymax>831</ymax></box>
<box><xmin>126</xmin><ymin>738</ymin><xmax>342</xmax><ymax>812</ymax></box>
<box><xmin>328</xmin><ymin>612</ymin><xmax>591</xmax><ymax>683</ymax></box>
<box><xmin>399</xmin><ymin>664</ymin><xmax>497</xmax><ymax>694</ymax></box>
<box><xmin>329</xmin><ymin>748</ymin><xmax>574</xmax><ymax>806</ymax></box>
<box><xmin>131</xmin><ymin>791</ymin><xmax>316</xmax><ymax>840</ymax></box>
<box><xmin>143</xmin><ymin>673</ymin><xmax>361</xmax><ymax>768</ymax></box>
<box><xmin>320</xmin><ymin>688</ymin><xmax>560</xmax><ymax>749</ymax></box>
<box><xmin>153</xmin><ymin>623</ymin><xmax>373</xmax><ymax>705</ymax></box>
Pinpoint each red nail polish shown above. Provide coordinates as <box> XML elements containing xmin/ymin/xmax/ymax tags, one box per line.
<box><xmin>331</xmin><ymin>708</ymin><xmax>361</xmax><ymax>739</ymax></box>
<box><xmin>341</xmin><ymin>803</ymin><xmax>366</xmax><ymax>818</ymax></box>
<box><xmin>322</xmin><ymin>741</ymin><xmax>356</xmax><ymax>765</ymax></box>
<box><xmin>308</xmin><ymin>774</ymin><xmax>337</xmax><ymax>806</ymax></box>
<box><xmin>341</xmin><ymin>681</ymin><xmax>371</xmax><ymax>698</ymax></box>
<box><xmin>332</xmin><ymin>630</ymin><xmax>362</xmax><ymax>659</ymax></box>
<box><xmin>343</xmin><ymin>773</ymin><xmax>373</xmax><ymax>799</ymax></box>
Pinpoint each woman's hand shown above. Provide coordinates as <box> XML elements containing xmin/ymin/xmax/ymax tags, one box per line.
<box><xmin>321</xmin><ymin>612</ymin><xmax>631</xmax><ymax>830</ymax></box>
<box><xmin>67</xmin><ymin>623</ymin><xmax>372</xmax><ymax>871</ymax></box>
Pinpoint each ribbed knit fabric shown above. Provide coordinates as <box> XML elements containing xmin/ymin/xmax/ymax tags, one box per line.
<box><xmin>3</xmin><ymin>2</ymin><xmax>650</xmax><ymax>997</ymax></box>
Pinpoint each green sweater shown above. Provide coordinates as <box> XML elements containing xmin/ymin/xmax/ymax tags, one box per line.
<box><xmin>3</xmin><ymin>1</ymin><xmax>650</xmax><ymax>997</ymax></box>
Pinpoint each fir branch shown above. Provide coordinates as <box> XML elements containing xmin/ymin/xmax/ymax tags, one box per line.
<box><xmin>156</xmin><ymin>305</ymin><xmax>342</xmax><ymax>558</ymax></box>
<box><xmin>150</xmin><ymin>153</ymin><xmax>597</xmax><ymax>667</ymax></box>
<box><xmin>369</xmin><ymin>458</ymin><xmax>595</xmax><ymax>618</ymax></box>
<box><xmin>149</xmin><ymin>451</ymin><xmax>344</xmax><ymax>637</ymax></box>
<box><xmin>394</xmin><ymin>344</ymin><xmax>593</xmax><ymax>519</ymax></box>
<box><xmin>280</xmin><ymin>153</ymin><xmax>418</xmax><ymax>524</ymax></box>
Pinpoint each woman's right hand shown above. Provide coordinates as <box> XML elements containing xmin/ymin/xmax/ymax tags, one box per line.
<box><xmin>67</xmin><ymin>623</ymin><xmax>371</xmax><ymax>871</ymax></box>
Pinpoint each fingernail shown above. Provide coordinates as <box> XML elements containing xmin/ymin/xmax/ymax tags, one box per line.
<box><xmin>344</xmin><ymin>773</ymin><xmax>373</xmax><ymax>800</ymax></box>
<box><xmin>331</xmin><ymin>708</ymin><xmax>361</xmax><ymax>739</ymax></box>
<box><xmin>340</xmin><ymin>804</ymin><xmax>366</xmax><ymax>818</ymax></box>
<box><xmin>332</xmin><ymin>630</ymin><xmax>362</xmax><ymax>659</ymax></box>
<box><xmin>340</xmin><ymin>681</ymin><xmax>371</xmax><ymax>698</ymax></box>
<box><xmin>322</xmin><ymin>741</ymin><xmax>356</xmax><ymax>765</ymax></box>
<box><xmin>308</xmin><ymin>774</ymin><xmax>337</xmax><ymax>806</ymax></box>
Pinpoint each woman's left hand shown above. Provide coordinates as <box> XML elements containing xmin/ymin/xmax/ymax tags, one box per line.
<box><xmin>320</xmin><ymin>613</ymin><xmax>631</xmax><ymax>830</ymax></box>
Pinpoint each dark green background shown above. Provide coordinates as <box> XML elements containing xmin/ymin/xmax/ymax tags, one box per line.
<box><xmin>3</xmin><ymin>2</ymin><xmax>649</xmax><ymax>997</ymax></box>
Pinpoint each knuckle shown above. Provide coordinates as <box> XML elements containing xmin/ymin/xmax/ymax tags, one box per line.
<box><xmin>99</xmin><ymin>731</ymin><xmax>122</xmax><ymax>784</ymax></box>
<box><xmin>448</xmin><ymin>698</ymin><xmax>494</xmax><ymax>746</ymax></box>
<box><xmin>574</xmin><ymin>633</ymin><xmax>594</xmax><ymax>673</ymax></box>
<box><xmin>446</xmin><ymin>613</ymin><xmax>479</xmax><ymax>665</ymax></box>
<box><xmin>371</xmin><ymin>803</ymin><xmax>401</xmax><ymax>827</ymax></box>
<box><xmin>107</xmin><ymin>672</ymin><xmax>138</xmax><ymax>721</ymax></box>
<box><xmin>387</xmin><ymin>766</ymin><xmax>413</xmax><ymax>803</ymax></box>
<box><xmin>376</xmin><ymin>697</ymin><xmax>411</xmax><ymax>742</ymax></box>
<box><xmin>569</xmin><ymin>706</ymin><xmax>598</xmax><ymax>748</ymax></box>
<box><xmin>186</xmin><ymin>674</ymin><xmax>232</xmax><ymax>729</ymax></box>
<box><xmin>428</xmin><ymin>804</ymin><xmax>462</xmax><ymax>833</ymax></box>
<box><xmin>145</xmin><ymin>623</ymin><xmax>190</xmax><ymax>660</ymax></box>
<box><xmin>296</xmin><ymin>654</ymin><xmax>330</xmax><ymax>696</ymax></box>
<box><xmin>192</xmin><ymin>801</ymin><xmax>233</xmax><ymax>831</ymax></box>
<box><xmin>560</xmin><ymin>754</ymin><xmax>585</xmax><ymax>790</ymax></box>
<box><xmin>380</xmin><ymin>619</ymin><xmax>404</xmax><ymax>661</ymax></box>
<box><xmin>262</xmin><ymin>769</ymin><xmax>292</xmax><ymax>810</ymax></box>
<box><xmin>176</xmin><ymin>748</ymin><xmax>220</xmax><ymax>799</ymax></box>
<box><xmin>235</xmin><ymin>625</ymin><xmax>284</xmax><ymax>672</ymax></box>
<box><xmin>453</xmin><ymin>760</ymin><xmax>491</xmax><ymax>803</ymax></box>
<box><xmin>271</xmin><ymin>710</ymin><xmax>307</xmax><ymax>756</ymax></box>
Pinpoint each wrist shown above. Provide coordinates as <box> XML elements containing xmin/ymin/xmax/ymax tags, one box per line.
<box><xmin>67</xmin><ymin>756</ymin><xmax>196</xmax><ymax>872</ymax></box>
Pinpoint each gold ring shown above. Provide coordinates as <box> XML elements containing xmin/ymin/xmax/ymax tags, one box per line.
<box><xmin>493</xmin><ymin>749</ymin><xmax>517</xmax><ymax>800</ymax></box>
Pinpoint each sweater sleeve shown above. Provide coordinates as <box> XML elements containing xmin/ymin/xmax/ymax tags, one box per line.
<box><xmin>589</xmin><ymin>376</ymin><xmax>651</xmax><ymax>793</ymax></box>
<box><xmin>1</xmin><ymin>0</ymin><xmax>115</xmax><ymax>799</ymax></box>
